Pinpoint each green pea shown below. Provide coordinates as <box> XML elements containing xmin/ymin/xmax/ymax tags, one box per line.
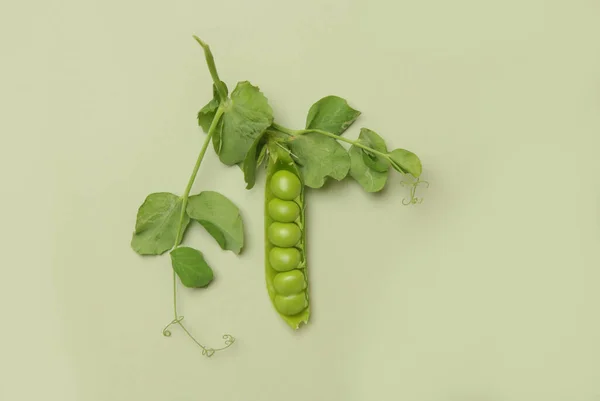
<box><xmin>268</xmin><ymin>198</ymin><xmax>300</xmax><ymax>223</ymax></box>
<box><xmin>268</xmin><ymin>222</ymin><xmax>301</xmax><ymax>248</ymax></box>
<box><xmin>269</xmin><ymin>247</ymin><xmax>301</xmax><ymax>272</ymax></box>
<box><xmin>274</xmin><ymin>293</ymin><xmax>308</xmax><ymax>316</ymax></box>
<box><xmin>270</xmin><ymin>170</ymin><xmax>302</xmax><ymax>201</ymax></box>
<box><xmin>273</xmin><ymin>270</ymin><xmax>306</xmax><ymax>296</ymax></box>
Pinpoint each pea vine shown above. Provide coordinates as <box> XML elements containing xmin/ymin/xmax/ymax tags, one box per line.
<box><xmin>130</xmin><ymin>84</ymin><xmax>240</xmax><ymax>356</ymax></box>
<box><xmin>270</xmin><ymin>123</ymin><xmax>428</xmax><ymax>204</ymax></box>
<box><xmin>130</xmin><ymin>35</ymin><xmax>427</xmax><ymax>357</ymax></box>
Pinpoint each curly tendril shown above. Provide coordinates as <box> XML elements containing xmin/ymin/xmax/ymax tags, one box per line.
<box><xmin>162</xmin><ymin>315</ymin><xmax>235</xmax><ymax>357</ymax></box>
<box><xmin>222</xmin><ymin>334</ymin><xmax>235</xmax><ymax>346</ymax></box>
<box><xmin>162</xmin><ymin>316</ymin><xmax>185</xmax><ymax>337</ymax></box>
<box><xmin>401</xmin><ymin>178</ymin><xmax>429</xmax><ymax>205</ymax></box>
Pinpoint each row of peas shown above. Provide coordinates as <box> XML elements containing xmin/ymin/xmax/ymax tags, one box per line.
<box><xmin>266</xmin><ymin>168</ymin><xmax>308</xmax><ymax>317</ymax></box>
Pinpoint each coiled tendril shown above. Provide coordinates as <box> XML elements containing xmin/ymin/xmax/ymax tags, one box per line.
<box><xmin>401</xmin><ymin>178</ymin><xmax>429</xmax><ymax>205</ymax></box>
<box><xmin>162</xmin><ymin>315</ymin><xmax>236</xmax><ymax>358</ymax></box>
<box><xmin>162</xmin><ymin>316</ymin><xmax>185</xmax><ymax>337</ymax></box>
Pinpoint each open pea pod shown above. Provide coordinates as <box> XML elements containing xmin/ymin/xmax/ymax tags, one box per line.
<box><xmin>264</xmin><ymin>143</ymin><xmax>309</xmax><ymax>329</ymax></box>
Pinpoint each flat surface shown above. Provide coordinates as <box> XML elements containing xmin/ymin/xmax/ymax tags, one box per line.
<box><xmin>2</xmin><ymin>0</ymin><xmax>600</xmax><ymax>400</ymax></box>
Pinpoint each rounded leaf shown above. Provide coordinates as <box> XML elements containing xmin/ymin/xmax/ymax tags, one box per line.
<box><xmin>358</xmin><ymin>128</ymin><xmax>389</xmax><ymax>173</ymax></box>
<box><xmin>349</xmin><ymin>146</ymin><xmax>388</xmax><ymax>192</ymax></box>
<box><xmin>305</xmin><ymin>96</ymin><xmax>361</xmax><ymax>135</ymax></box>
<box><xmin>217</xmin><ymin>81</ymin><xmax>273</xmax><ymax>165</ymax></box>
<box><xmin>170</xmin><ymin>246</ymin><xmax>214</xmax><ymax>288</ymax></box>
<box><xmin>131</xmin><ymin>192</ymin><xmax>188</xmax><ymax>255</ymax></box>
<box><xmin>388</xmin><ymin>148</ymin><xmax>422</xmax><ymax>178</ymax></box>
<box><xmin>187</xmin><ymin>191</ymin><xmax>244</xmax><ymax>254</ymax></box>
<box><xmin>287</xmin><ymin>133</ymin><xmax>350</xmax><ymax>188</ymax></box>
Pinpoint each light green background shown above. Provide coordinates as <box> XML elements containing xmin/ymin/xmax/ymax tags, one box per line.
<box><xmin>2</xmin><ymin>0</ymin><xmax>600</xmax><ymax>400</ymax></box>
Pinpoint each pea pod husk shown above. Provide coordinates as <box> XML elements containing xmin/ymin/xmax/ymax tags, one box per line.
<box><xmin>265</xmin><ymin>144</ymin><xmax>309</xmax><ymax>329</ymax></box>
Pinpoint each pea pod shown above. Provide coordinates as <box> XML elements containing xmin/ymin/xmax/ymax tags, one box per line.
<box><xmin>264</xmin><ymin>144</ymin><xmax>309</xmax><ymax>329</ymax></box>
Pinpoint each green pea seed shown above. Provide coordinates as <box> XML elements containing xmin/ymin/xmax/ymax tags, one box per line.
<box><xmin>268</xmin><ymin>222</ymin><xmax>301</xmax><ymax>248</ymax></box>
<box><xmin>273</xmin><ymin>270</ymin><xmax>306</xmax><ymax>296</ymax></box>
<box><xmin>274</xmin><ymin>292</ymin><xmax>308</xmax><ymax>316</ymax></box>
<box><xmin>268</xmin><ymin>198</ymin><xmax>300</xmax><ymax>223</ymax></box>
<box><xmin>270</xmin><ymin>170</ymin><xmax>302</xmax><ymax>201</ymax></box>
<box><xmin>269</xmin><ymin>247</ymin><xmax>301</xmax><ymax>272</ymax></box>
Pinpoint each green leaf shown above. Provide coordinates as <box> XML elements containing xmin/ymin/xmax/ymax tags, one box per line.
<box><xmin>349</xmin><ymin>129</ymin><xmax>389</xmax><ymax>192</ymax></box>
<box><xmin>359</xmin><ymin>128</ymin><xmax>389</xmax><ymax>173</ymax></box>
<box><xmin>170</xmin><ymin>246</ymin><xmax>214</xmax><ymax>288</ymax></box>
<box><xmin>242</xmin><ymin>130</ymin><xmax>267</xmax><ymax>190</ymax></box>
<box><xmin>287</xmin><ymin>133</ymin><xmax>350</xmax><ymax>188</ymax></box>
<box><xmin>349</xmin><ymin>147</ymin><xmax>388</xmax><ymax>192</ymax></box>
<box><xmin>131</xmin><ymin>192</ymin><xmax>188</xmax><ymax>255</ymax></box>
<box><xmin>197</xmin><ymin>81</ymin><xmax>228</xmax><ymax>133</ymax></box>
<box><xmin>216</xmin><ymin>81</ymin><xmax>273</xmax><ymax>165</ymax></box>
<box><xmin>305</xmin><ymin>96</ymin><xmax>361</xmax><ymax>135</ymax></box>
<box><xmin>186</xmin><ymin>191</ymin><xmax>244</xmax><ymax>254</ymax></box>
<box><xmin>388</xmin><ymin>148</ymin><xmax>422</xmax><ymax>178</ymax></box>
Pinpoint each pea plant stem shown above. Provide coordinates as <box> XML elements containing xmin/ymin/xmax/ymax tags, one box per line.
<box><xmin>193</xmin><ymin>35</ymin><xmax>228</xmax><ymax>100</ymax></box>
<box><xmin>174</xmin><ymin>106</ymin><xmax>223</xmax><ymax>247</ymax></box>
<box><xmin>271</xmin><ymin>122</ymin><xmax>390</xmax><ymax>160</ymax></box>
<box><xmin>166</xmin><ymin>106</ymin><xmax>225</xmax><ymax>353</ymax></box>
